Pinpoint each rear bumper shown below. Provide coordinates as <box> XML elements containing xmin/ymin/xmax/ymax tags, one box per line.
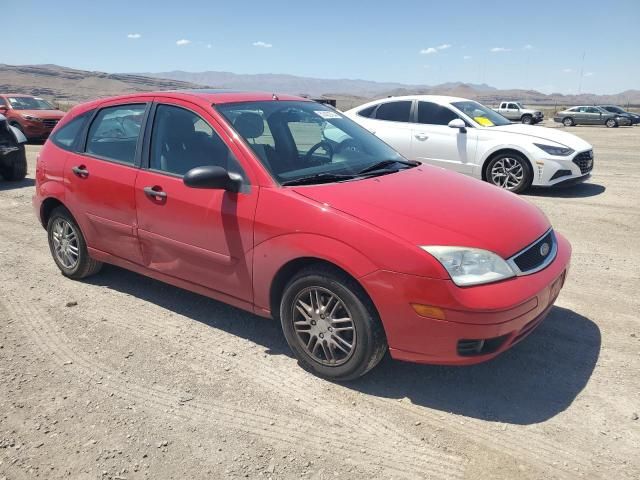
<box><xmin>360</xmin><ymin>233</ymin><xmax>571</xmax><ymax>365</ymax></box>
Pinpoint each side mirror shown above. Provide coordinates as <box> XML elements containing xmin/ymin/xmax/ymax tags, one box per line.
<box><xmin>183</xmin><ymin>165</ymin><xmax>242</xmax><ymax>192</ymax></box>
<box><xmin>448</xmin><ymin>118</ymin><xmax>467</xmax><ymax>133</ymax></box>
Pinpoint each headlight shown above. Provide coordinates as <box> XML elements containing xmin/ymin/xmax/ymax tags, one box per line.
<box><xmin>22</xmin><ymin>114</ymin><xmax>43</xmax><ymax>122</ymax></box>
<box><xmin>533</xmin><ymin>143</ymin><xmax>574</xmax><ymax>156</ymax></box>
<box><xmin>421</xmin><ymin>246</ymin><xmax>515</xmax><ymax>287</ymax></box>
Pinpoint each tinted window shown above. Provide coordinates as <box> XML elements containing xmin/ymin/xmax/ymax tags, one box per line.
<box><xmin>417</xmin><ymin>102</ymin><xmax>459</xmax><ymax>125</ymax></box>
<box><xmin>86</xmin><ymin>104</ymin><xmax>146</xmax><ymax>164</ymax></box>
<box><xmin>50</xmin><ymin>111</ymin><xmax>92</xmax><ymax>150</ymax></box>
<box><xmin>150</xmin><ymin>104</ymin><xmax>246</xmax><ymax>179</ymax></box>
<box><xmin>508</xmin><ymin>103</ymin><xmax>518</xmax><ymax>109</ymax></box>
<box><xmin>357</xmin><ymin>105</ymin><xmax>377</xmax><ymax>118</ymax></box>
<box><xmin>374</xmin><ymin>101</ymin><xmax>412</xmax><ymax>122</ymax></box>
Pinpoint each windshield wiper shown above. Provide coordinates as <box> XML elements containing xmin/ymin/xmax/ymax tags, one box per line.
<box><xmin>281</xmin><ymin>172</ymin><xmax>358</xmax><ymax>186</ymax></box>
<box><xmin>356</xmin><ymin>159</ymin><xmax>418</xmax><ymax>175</ymax></box>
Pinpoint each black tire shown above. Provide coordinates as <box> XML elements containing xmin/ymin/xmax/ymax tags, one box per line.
<box><xmin>0</xmin><ymin>145</ymin><xmax>27</xmax><ymax>181</ymax></box>
<box><xmin>563</xmin><ymin>117</ymin><xmax>574</xmax><ymax>127</ymax></box>
<box><xmin>521</xmin><ymin>114</ymin><xmax>533</xmax><ymax>125</ymax></box>
<box><xmin>605</xmin><ymin>118</ymin><xmax>617</xmax><ymax>128</ymax></box>
<box><xmin>485</xmin><ymin>152</ymin><xmax>533</xmax><ymax>194</ymax></box>
<box><xmin>47</xmin><ymin>206</ymin><xmax>103</xmax><ymax>279</ymax></box>
<box><xmin>280</xmin><ymin>265</ymin><xmax>387</xmax><ymax>381</ymax></box>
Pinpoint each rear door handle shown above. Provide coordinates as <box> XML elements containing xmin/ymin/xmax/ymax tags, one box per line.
<box><xmin>414</xmin><ymin>134</ymin><xmax>429</xmax><ymax>141</ymax></box>
<box><xmin>143</xmin><ymin>186</ymin><xmax>167</xmax><ymax>200</ymax></box>
<box><xmin>71</xmin><ymin>165</ymin><xmax>89</xmax><ymax>178</ymax></box>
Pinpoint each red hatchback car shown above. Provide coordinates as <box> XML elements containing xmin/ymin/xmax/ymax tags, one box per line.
<box><xmin>33</xmin><ymin>90</ymin><xmax>571</xmax><ymax>380</ymax></box>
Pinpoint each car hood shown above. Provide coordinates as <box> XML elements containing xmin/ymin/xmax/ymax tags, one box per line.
<box><xmin>488</xmin><ymin>124</ymin><xmax>592</xmax><ymax>150</ymax></box>
<box><xmin>293</xmin><ymin>165</ymin><xmax>550</xmax><ymax>259</ymax></box>
<box><xmin>16</xmin><ymin>109</ymin><xmax>65</xmax><ymax>119</ymax></box>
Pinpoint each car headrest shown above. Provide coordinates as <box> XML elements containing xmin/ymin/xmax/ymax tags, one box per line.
<box><xmin>234</xmin><ymin>112</ymin><xmax>264</xmax><ymax>139</ymax></box>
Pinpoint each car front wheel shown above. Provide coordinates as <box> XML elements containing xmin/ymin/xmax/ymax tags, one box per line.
<box><xmin>486</xmin><ymin>153</ymin><xmax>533</xmax><ymax>194</ymax></box>
<box><xmin>47</xmin><ymin>207</ymin><xmax>103</xmax><ymax>279</ymax></box>
<box><xmin>280</xmin><ymin>266</ymin><xmax>387</xmax><ymax>381</ymax></box>
<box><xmin>521</xmin><ymin>114</ymin><xmax>533</xmax><ymax>125</ymax></box>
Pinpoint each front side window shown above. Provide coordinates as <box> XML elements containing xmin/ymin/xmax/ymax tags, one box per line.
<box><xmin>86</xmin><ymin>104</ymin><xmax>146</xmax><ymax>164</ymax></box>
<box><xmin>417</xmin><ymin>102</ymin><xmax>460</xmax><ymax>125</ymax></box>
<box><xmin>150</xmin><ymin>104</ymin><xmax>246</xmax><ymax>179</ymax></box>
<box><xmin>7</xmin><ymin>96</ymin><xmax>55</xmax><ymax>110</ymax></box>
<box><xmin>507</xmin><ymin>103</ymin><xmax>518</xmax><ymax>109</ymax></box>
<box><xmin>373</xmin><ymin>101</ymin><xmax>412</xmax><ymax>122</ymax></box>
<box><xmin>50</xmin><ymin>110</ymin><xmax>92</xmax><ymax>150</ymax></box>
<box><xmin>216</xmin><ymin>101</ymin><xmax>408</xmax><ymax>185</ymax></box>
<box><xmin>451</xmin><ymin>101</ymin><xmax>511</xmax><ymax>127</ymax></box>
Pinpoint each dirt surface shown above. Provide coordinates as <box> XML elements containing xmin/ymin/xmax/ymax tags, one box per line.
<box><xmin>1</xmin><ymin>122</ymin><xmax>639</xmax><ymax>479</ymax></box>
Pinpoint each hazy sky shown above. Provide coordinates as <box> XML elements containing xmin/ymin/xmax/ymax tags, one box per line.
<box><xmin>5</xmin><ymin>0</ymin><xmax>639</xmax><ymax>94</ymax></box>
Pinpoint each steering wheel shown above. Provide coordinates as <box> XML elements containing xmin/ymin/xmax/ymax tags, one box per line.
<box><xmin>336</xmin><ymin>138</ymin><xmax>365</xmax><ymax>154</ymax></box>
<box><xmin>304</xmin><ymin>140</ymin><xmax>334</xmax><ymax>163</ymax></box>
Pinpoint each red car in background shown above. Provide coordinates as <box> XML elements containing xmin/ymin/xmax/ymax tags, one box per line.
<box><xmin>33</xmin><ymin>90</ymin><xmax>571</xmax><ymax>380</ymax></box>
<box><xmin>0</xmin><ymin>94</ymin><xmax>65</xmax><ymax>140</ymax></box>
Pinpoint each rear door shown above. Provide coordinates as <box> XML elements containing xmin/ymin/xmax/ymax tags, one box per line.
<box><xmin>585</xmin><ymin>107</ymin><xmax>604</xmax><ymax>124</ymax></box>
<box><xmin>410</xmin><ymin>101</ymin><xmax>477</xmax><ymax>175</ymax></box>
<box><xmin>64</xmin><ymin>100</ymin><xmax>150</xmax><ymax>264</ymax></box>
<box><xmin>134</xmin><ymin>98</ymin><xmax>258</xmax><ymax>302</ymax></box>
<box><xmin>363</xmin><ymin>100</ymin><xmax>414</xmax><ymax>158</ymax></box>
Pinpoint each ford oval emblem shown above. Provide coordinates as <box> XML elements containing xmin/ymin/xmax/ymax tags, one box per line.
<box><xmin>539</xmin><ymin>242</ymin><xmax>550</xmax><ymax>257</ymax></box>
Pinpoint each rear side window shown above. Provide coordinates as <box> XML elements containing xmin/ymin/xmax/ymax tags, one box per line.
<box><xmin>417</xmin><ymin>102</ymin><xmax>460</xmax><ymax>125</ymax></box>
<box><xmin>357</xmin><ymin>105</ymin><xmax>377</xmax><ymax>118</ymax></box>
<box><xmin>374</xmin><ymin>101</ymin><xmax>412</xmax><ymax>122</ymax></box>
<box><xmin>50</xmin><ymin>111</ymin><xmax>92</xmax><ymax>151</ymax></box>
<box><xmin>86</xmin><ymin>104</ymin><xmax>146</xmax><ymax>164</ymax></box>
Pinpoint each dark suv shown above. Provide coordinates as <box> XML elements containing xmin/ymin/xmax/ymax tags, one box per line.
<box><xmin>0</xmin><ymin>94</ymin><xmax>65</xmax><ymax>140</ymax></box>
<box><xmin>599</xmin><ymin>105</ymin><xmax>640</xmax><ymax>125</ymax></box>
<box><xmin>0</xmin><ymin>113</ymin><xmax>28</xmax><ymax>181</ymax></box>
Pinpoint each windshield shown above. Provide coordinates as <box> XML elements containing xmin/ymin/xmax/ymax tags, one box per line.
<box><xmin>216</xmin><ymin>101</ymin><xmax>408</xmax><ymax>185</ymax></box>
<box><xmin>451</xmin><ymin>101</ymin><xmax>511</xmax><ymax>127</ymax></box>
<box><xmin>7</xmin><ymin>96</ymin><xmax>56</xmax><ymax>111</ymax></box>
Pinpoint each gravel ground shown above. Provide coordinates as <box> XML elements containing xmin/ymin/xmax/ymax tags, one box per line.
<box><xmin>1</xmin><ymin>122</ymin><xmax>639</xmax><ymax>479</ymax></box>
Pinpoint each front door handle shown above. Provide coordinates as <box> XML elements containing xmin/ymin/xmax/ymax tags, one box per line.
<box><xmin>414</xmin><ymin>134</ymin><xmax>429</xmax><ymax>141</ymax></box>
<box><xmin>143</xmin><ymin>186</ymin><xmax>167</xmax><ymax>201</ymax></box>
<box><xmin>71</xmin><ymin>165</ymin><xmax>89</xmax><ymax>178</ymax></box>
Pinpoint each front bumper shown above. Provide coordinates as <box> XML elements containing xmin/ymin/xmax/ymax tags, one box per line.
<box><xmin>20</xmin><ymin>120</ymin><xmax>58</xmax><ymax>139</ymax></box>
<box><xmin>360</xmin><ymin>233</ymin><xmax>571</xmax><ymax>365</ymax></box>
<box><xmin>531</xmin><ymin>149</ymin><xmax>594</xmax><ymax>187</ymax></box>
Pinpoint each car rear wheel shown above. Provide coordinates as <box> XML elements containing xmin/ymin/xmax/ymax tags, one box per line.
<box><xmin>280</xmin><ymin>266</ymin><xmax>387</xmax><ymax>381</ymax></box>
<box><xmin>0</xmin><ymin>145</ymin><xmax>27</xmax><ymax>181</ymax></box>
<box><xmin>605</xmin><ymin>118</ymin><xmax>617</xmax><ymax>128</ymax></box>
<box><xmin>47</xmin><ymin>207</ymin><xmax>103</xmax><ymax>279</ymax></box>
<box><xmin>563</xmin><ymin>117</ymin><xmax>574</xmax><ymax>127</ymax></box>
<box><xmin>486</xmin><ymin>152</ymin><xmax>533</xmax><ymax>194</ymax></box>
<box><xmin>521</xmin><ymin>114</ymin><xmax>533</xmax><ymax>125</ymax></box>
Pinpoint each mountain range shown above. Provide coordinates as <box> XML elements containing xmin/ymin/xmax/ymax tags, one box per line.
<box><xmin>1</xmin><ymin>64</ymin><xmax>638</xmax><ymax>109</ymax></box>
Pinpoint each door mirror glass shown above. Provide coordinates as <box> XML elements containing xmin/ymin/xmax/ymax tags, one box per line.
<box><xmin>183</xmin><ymin>165</ymin><xmax>241</xmax><ymax>192</ymax></box>
<box><xmin>448</xmin><ymin>118</ymin><xmax>466</xmax><ymax>130</ymax></box>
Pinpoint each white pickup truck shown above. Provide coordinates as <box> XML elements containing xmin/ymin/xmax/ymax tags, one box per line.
<box><xmin>492</xmin><ymin>101</ymin><xmax>544</xmax><ymax>124</ymax></box>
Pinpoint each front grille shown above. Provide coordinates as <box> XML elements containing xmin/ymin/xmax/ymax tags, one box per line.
<box><xmin>457</xmin><ymin>335</ymin><xmax>509</xmax><ymax>357</ymax></box>
<box><xmin>43</xmin><ymin>119</ymin><xmax>59</xmax><ymax>128</ymax></box>
<box><xmin>573</xmin><ymin>150</ymin><xmax>594</xmax><ymax>174</ymax></box>
<box><xmin>510</xmin><ymin>230</ymin><xmax>556</xmax><ymax>274</ymax></box>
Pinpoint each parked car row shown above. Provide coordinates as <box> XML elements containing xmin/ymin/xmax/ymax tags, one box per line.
<box><xmin>32</xmin><ymin>90</ymin><xmax>571</xmax><ymax>380</ymax></box>
<box><xmin>553</xmin><ymin>105</ymin><xmax>636</xmax><ymax>127</ymax></box>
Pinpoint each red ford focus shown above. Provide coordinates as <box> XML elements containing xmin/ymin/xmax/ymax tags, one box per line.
<box><xmin>33</xmin><ymin>90</ymin><xmax>570</xmax><ymax>380</ymax></box>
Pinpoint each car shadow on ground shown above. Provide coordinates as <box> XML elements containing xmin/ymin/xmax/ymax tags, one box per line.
<box><xmin>0</xmin><ymin>177</ymin><xmax>35</xmax><ymax>191</ymax></box>
<box><xmin>525</xmin><ymin>182</ymin><xmax>605</xmax><ymax>198</ymax></box>
<box><xmin>87</xmin><ymin>266</ymin><xmax>600</xmax><ymax>426</ymax></box>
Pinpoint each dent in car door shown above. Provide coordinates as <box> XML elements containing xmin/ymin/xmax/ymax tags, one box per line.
<box><xmin>134</xmin><ymin>99</ymin><xmax>258</xmax><ymax>302</ymax></box>
<box><xmin>64</xmin><ymin>101</ymin><xmax>150</xmax><ymax>264</ymax></box>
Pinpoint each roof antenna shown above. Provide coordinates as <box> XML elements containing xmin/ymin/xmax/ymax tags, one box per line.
<box><xmin>272</xmin><ymin>93</ymin><xmax>279</xmax><ymax>100</ymax></box>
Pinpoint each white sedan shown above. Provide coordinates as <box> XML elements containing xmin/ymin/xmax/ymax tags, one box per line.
<box><xmin>341</xmin><ymin>95</ymin><xmax>594</xmax><ymax>193</ymax></box>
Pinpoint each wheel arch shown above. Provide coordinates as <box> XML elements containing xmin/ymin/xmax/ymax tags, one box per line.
<box><xmin>39</xmin><ymin>197</ymin><xmax>67</xmax><ymax>228</ymax></box>
<box><xmin>481</xmin><ymin>147</ymin><xmax>534</xmax><ymax>182</ymax></box>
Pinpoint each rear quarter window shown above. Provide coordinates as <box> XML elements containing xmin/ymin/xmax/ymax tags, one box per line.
<box><xmin>50</xmin><ymin>111</ymin><xmax>93</xmax><ymax>151</ymax></box>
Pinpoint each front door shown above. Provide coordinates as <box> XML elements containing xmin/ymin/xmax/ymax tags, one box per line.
<box><xmin>134</xmin><ymin>99</ymin><xmax>258</xmax><ymax>302</ymax></box>
<box><xmin>410</xmin><ymin>101</ymin><xmax>477</xmax><ymax>175</ymax></box>
<box><xmin>64</xmin><ymin>101</ymin><xmax>149</xmax><ymax>264</ymax></box>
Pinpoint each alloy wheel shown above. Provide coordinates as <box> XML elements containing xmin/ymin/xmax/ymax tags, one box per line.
<box><xmin>291</xmin><ymin>286</ymin><xmax>356</xmax><ymax>366</ymax></box>
<box><xmin>490</xmin><ymin>157</ymin><xmax>524</xmax><ymax>190</ymax></box>
<box><xmin>51</xmin><ymin>218</ymin><xmax>80</xmax><ymax>269</ymax></box>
